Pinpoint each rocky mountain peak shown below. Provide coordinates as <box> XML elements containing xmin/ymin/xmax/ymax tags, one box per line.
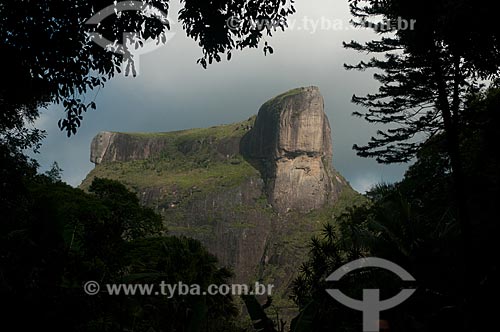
<box><xmin>241</xmin><ymin>86</ymin><xmax>339</xmax><ymax>213</ymax></box>
<box><xmin>82</xmin><ymin>87</ymin><xmax>356</xmax><ymax>316</ymax></box>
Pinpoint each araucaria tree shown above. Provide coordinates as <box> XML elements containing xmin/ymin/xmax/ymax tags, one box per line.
<box><xmin>344</xmin><ymin>0</ymin><xmax>500</xmax><ymax>225</ymax></box>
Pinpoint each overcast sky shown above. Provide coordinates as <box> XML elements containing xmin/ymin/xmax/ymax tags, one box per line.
<box><xmin>32</xmin><ymin>0</ymin><xmax>409</xmax><ymax>193</ymax></box>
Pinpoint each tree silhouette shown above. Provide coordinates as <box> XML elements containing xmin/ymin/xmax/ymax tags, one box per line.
<box><xmin>345</xmin><ymin>0</ymin><xmax>500</xmax><ymax>163</ymax></box>
<box><xmin>0</xmin><ymin>0</ymin><xmax>295</xmax><ymax>141</ymax></box>
<box><xmin>0</xmin><ymin>169</ymin><xmax>239</xmax><ymax>331</ymax></box>
<box><xmin>343</xmin><ymin>0</ymin><xmax>500</xmax><ymax>254</ymax></box>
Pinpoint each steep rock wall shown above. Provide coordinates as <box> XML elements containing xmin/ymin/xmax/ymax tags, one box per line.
<box><xmin>241</xmin><ymin>86</ymin><xmax>339</xmax><ymax>213</ymax></box>
<box><xmin>83</xmin><ymin>87</ymin><xmax>354</xmax><ymax>320</ymax></box>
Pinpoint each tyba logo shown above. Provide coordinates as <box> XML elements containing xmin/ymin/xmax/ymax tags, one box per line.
<box><xmin>85</xmin><ymin>1</ymin><xmax>175</xmax><ymax>76</ymax></box>
<box><xmin>326</xmin><ymin>257</ymin><xmax>416</xmax><ymax>332</ymax></box>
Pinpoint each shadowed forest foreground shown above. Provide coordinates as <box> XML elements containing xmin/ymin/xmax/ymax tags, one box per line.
<box><xmin>1</xmin><ymin>0</ymin><xmax>500</xmax><ymax>331</ymax></box>
<box><xmin>2</xmin><ymin>88</ymin><xmax>499</xmax><ymax>331</ymax></box>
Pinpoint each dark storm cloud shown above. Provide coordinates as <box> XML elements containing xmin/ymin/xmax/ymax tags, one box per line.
<box><xmin>32</xmin><ymin>0</ymin><xmax>409</xmax><ymax>193</ymax></box>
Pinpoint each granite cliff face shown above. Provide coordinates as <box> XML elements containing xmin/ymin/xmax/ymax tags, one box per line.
<box><xmin>91</xmin><ymin>130</ymin><xmax>242</xmax><ymax>165</ymax></box>
<box><xmin>241</xmin><ymin>86</ymin><xmax>338</xmax><ymax>213</ymax></box>
<box><xmin>90</xmin><ymin>87</ymin><xmax>340</xmax><ymax>213</ymax></box>
<box><xmin>90</xmin><ymin>131</ymin><xmax>166</xmax><ymax>164</ymax></box>
<box><xmin>82</xmin><ymin>87</ymin><xmax>358</xmax><ymax>317</ymax></box>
